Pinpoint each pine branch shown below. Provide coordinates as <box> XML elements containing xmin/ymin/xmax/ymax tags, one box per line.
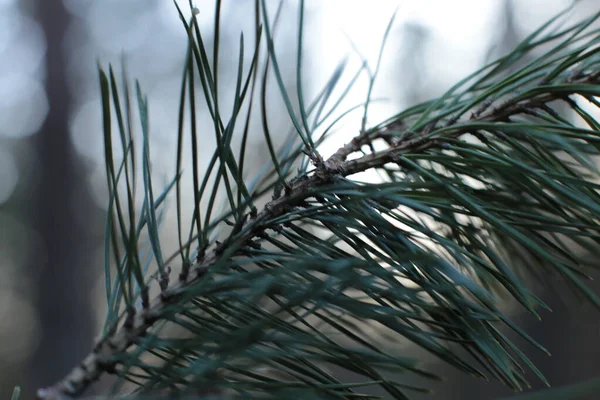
<box><xmin>36</xmin><ymin>3</ymin><xmax>600</xmax><ymax>400</ymax></box>
<box><xmin>36</xmin><ymin>64</ymin><xmax>600</xmax><ymax>400</ymax></box>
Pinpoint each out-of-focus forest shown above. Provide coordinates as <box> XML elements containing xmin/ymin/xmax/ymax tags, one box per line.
<box><xmin>0</xmin><ymin>0</ymin><xmax>598</xmax><ymax>399</ymax></box>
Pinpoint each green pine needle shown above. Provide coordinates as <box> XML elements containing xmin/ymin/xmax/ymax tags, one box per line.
<box><xmin>36</xmin><ymin>3</ymin><xmax>600</xmax><ymax>400</ymax></box>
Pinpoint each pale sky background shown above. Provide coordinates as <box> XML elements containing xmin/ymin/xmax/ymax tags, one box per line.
<box><xmin>0</xmin><ymin>0</ymin><xmax>586</xmax><ymax>191</ymax></box>
<box><xmin>0</xmin><ymin>0</ymin><xmax>582</xmax><ymax>204</ymax></box>
<box><xmin>0</xmin><ymin>0</ymin><xmax>597</xmax><ymax>396</ymax></box>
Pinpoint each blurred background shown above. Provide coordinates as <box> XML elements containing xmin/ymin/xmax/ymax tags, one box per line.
<box><xmin>1</xmin><ymin>0</ymin><xmax>599</xmax><ymax>398</ymax></box>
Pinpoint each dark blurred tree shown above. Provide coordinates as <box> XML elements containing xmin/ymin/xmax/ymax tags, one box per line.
<box><xmin>26</xmin><ymin>0</ymin><xmax>100</xmax><ymax>398</ymax></box>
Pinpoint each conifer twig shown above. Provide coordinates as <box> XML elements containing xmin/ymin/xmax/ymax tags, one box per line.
<box><xmin>36</xmin><ymin>65</ymin><xmax>600</xmax><ymax>399</ymax></box>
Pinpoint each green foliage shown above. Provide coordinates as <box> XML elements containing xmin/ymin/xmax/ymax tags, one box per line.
<box><xmin>37</xmin><ymin>2</ymin><xmax>600</xmax><ymax>400</ymax></box>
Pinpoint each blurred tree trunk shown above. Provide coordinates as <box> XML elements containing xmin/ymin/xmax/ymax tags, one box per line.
<box><xmin>26</xmin><ymin>0</ymin><xmax>98</xmax><ymax>396</ymax></box>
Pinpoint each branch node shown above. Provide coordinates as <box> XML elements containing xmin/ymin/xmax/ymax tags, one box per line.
<box><xmin>196</xmin><ymin>264</ymin><xmax>209</xmax><ymax>278</ymax></box>
<box><xmin>96</xmin><ymin>358</ymin><xmax>117</xmax><ymax>375</ymax></box>
<box><xmin>141</xmin><ymin>286</ymin><xmax>150</xmax><ymax>309</ymax></box>
<box><xmin>179</xmin><ymin>260</ymin><xmax>191</xmax><ymax>283</ymax></box>
<box><xmin>273</xmin><ymin>180</ymin><xmax>284</xmax><ymax>200</ymax></box>
<box><xmin>159</xmin><ymin>266</ymin><xmax>171</xmax><ymax>292</ymax></box>
<box><xmin>124</xmin><ymin>306</ymin><xmax>136</xmax><ymax>330</ymax></box>
<box><xmin>246</xmin><ymin>239</ymin><xmax>262</xmax><ymax>250</ymax></box>
<box><xmin>196</xmin><ymin>246</ymin><xmax>207</xmax><ymax>263</ymax></box>
<box><xmin>250</xmin><ymin>206</ymin><xmax>258</xmax><ymax>218</ymax></box>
